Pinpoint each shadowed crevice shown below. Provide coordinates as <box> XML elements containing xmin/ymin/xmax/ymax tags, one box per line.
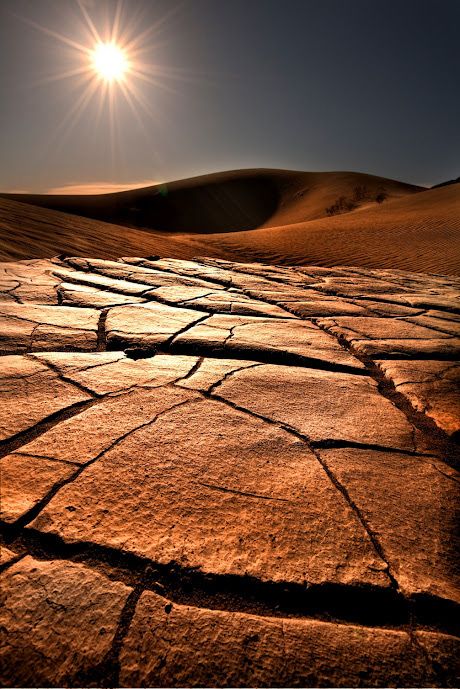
<box><xmin>314</xmin><ymin>319</ymin><xmax>460</xmax><ymax>465</ymax></box>
<box><xmin>1</xmin><ymin>526</ymin><xmax>459</xmax><ymax>637</ymax></box>
<box><xmin>0</xmin><ymin>398</ymin><xmax>98</xmax><ymax>461</ymax></box>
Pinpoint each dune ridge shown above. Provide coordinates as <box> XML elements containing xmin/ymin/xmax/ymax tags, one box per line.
<box><xmin>1</xmin><ymin>169</ymin><xmax>458</xmax><ymax>275</ymax></box>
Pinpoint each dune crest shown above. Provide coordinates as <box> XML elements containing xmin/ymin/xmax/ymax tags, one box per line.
<box><xmin>2</xmin><ymin>169</ymin><xmax>420</xmax><ymax>233</ymax></box>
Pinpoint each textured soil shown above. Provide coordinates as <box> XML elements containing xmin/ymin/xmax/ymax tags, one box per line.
<box><xmin>0</xmin><ymin>256</ymin><xmax>459</xmax><ymax>687</ymax></box>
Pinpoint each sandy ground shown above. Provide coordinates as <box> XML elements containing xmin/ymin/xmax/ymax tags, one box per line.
<box><xmin>1</xmin><ymin>170</ymin><xmax>458</xmax><ymax>274</ymax></box>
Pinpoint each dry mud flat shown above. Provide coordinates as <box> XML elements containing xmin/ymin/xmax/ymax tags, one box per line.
<box><xmin>0</xmin><ymin>256</ymin><xmax>459</xmax><ymax>688</ymax></box>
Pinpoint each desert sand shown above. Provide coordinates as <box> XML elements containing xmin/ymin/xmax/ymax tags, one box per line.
<box><xmin>1</xmin><ymin>169</ymin><xmax>459</xmax><ymax>274</ymax></box>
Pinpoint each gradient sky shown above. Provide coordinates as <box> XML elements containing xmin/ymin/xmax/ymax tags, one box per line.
<box><xmin>1</xmin><ymin>0</ymin><xmax>459</xmax><ymax>193</ymax></box>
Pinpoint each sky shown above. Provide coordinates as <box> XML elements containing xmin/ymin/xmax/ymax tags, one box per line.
<box><xmin>0</xmin><ymin>0</ymin><xmax>459</xmax><ymax>193</ymax></box>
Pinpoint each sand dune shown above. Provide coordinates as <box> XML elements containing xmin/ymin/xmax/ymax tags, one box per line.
<box><xmin>3</xmin><ymin>169</ymin><xmax>420</xmax><ymax>233</ymax></box>
<box><xmin>1</xmin><ymin>169</ymin><xmax>458</xmax><ymax>275</ymax></box>
<box><xmin>0</xmin><ymin>197</ymin><xmax>198</xmax><ymax>262</ymax></box>
<box><xmin>197</xmin><ymin>183</ymin><xmax>460</xmax><ymax>274</ymax></box>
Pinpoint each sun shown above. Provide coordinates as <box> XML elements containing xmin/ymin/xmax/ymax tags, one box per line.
<box><xmin>92</xmin><ymin>43</ymin><xmax>128</xmax><ymax>82</ymax></box>
<box><xmin>25</xmin><ymin>2</ymin><xmax>186</xmax><ymax>158</ymax></box>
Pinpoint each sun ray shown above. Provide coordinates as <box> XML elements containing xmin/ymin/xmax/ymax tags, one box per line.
<box><xmin>122</xmin><ymin>82</ymin><xmax>157</xmax><ymax>122</ymax></box>
<box><xmin>53</xmin><ymin>78</ymin><xmax>100</xmax><ymax>148</ymax></box>
<box><xmin>31</xmin><ymin>65</ymin><xmax>91</xmax><ymax>88</ymax></box>
<box><xmin>14</xmin><ymin>13</ymin><xmax>91</xmax><ymax>55</ymax></box>
<box><xmin>118</xmin><ymin>81</ymin><xmax>147</xmax><ymax>131</ymax></box>
<box><xmin>95</xmin><ymin>80</ymin><xmax>110</xmax><ymax>128</ymax></box>
<box><xmin>34</xmin><ymin>76</ymin><xmax>99</xmax><ymax>166</ymax></box>
<box><xmin>122</xmin><ymin>2</ymin><xmax>184</xmax><ymax>54</ymax></box>
<box><xmin>19</xmin><ymin>0</ymin><xmax>208</xmax><ymax>172</ymax></box>
<box><xmin>77</xmin><ymin>0</ymin><xmax>102</xmax><ymax>45</ymax></box>
<box><xmin>111</xmin><ymin>0</ymin><xmax>124</xmax><ymax>44</ymax></box>
<box><xmin>108</xmin><ymin>83</ymin><xmax>119</xmax><ymax>168</ymax></box>
<box><xmin>128</xmin><ymin>68</ymin><xmax>179</xmax><ymax>95</ymax></box>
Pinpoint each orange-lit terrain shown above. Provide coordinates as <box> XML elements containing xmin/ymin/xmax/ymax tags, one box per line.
<box><xmin>1</xmin><ymin>250</ymin><xmax>459</xmax><ymax>687</ymax></box>
<box><xmin>2</xmin><ymin>0</ymin><xmax>459</xmax><ymax>682</ymax></box>
<box><xmin>2</xmin><ymin>169</ymin><xmax>459</xmax><ymax>274</ymax></box>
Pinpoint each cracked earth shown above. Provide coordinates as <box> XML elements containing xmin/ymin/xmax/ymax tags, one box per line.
<box><xmin>0</xmin><ymin>255</ymin><xmax>459</xmax><ymax>687</ymax></box>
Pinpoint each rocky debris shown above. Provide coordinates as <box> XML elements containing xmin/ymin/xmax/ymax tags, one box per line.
<box><xmin>1</xmin><ymin>453</ymin><xmax>76</xmax><ymax>523</ymax></box>
<box><xmin>215</xmin><ymin>364</ymin><xmax>417</xmax><ymax>450</ymax></box>
<box><xmin>320</xmin><ymin>448</ymin><xmax>460</xmax><ymax>603</ymax></box>
<box><xmin>29</xmin><ymin>395</ymin><xmax>390</xmax><ymax>588</ymax></box>
<box><xmin>124</xmin><ymin>256</ymin><xmax>239</xmax><ymax>286</ymax></box>
<box><xmin>58</xmin><ymin>281</ymin><xmax>146</xmax><ymax>308</ymax></box>
<box><xmin>319</xmin><ymin>316</ymin><xmax>454</xmax><ymax>341</ymax></box>
<box><xmin>353</xmin><ymin>337</ymin><xmax>460</xmax><ymax>360</ymax></box>
<box><xmin>0</xmin><ymin>255</ymin><xmax>459</xmax><ymax>687</ymax></box>
<box><xmin>0</xmin><ymin>259</ymin><xmax>60</xmax><ymax>304</ymax></box>
<box><xmin>105</xmin><ymin>302</ymin><xmax>207</xmax><ymax>350</ymax></box>
<box><xmin>0</xmin><ymin>545</ymin><xmax>19</xmax><ymax>567</ymax></box>
<box><xmin>406</xmin><ymin>313</ymin><xmax>460</xmax><ymax>337</ymax></box>
<box><xmin>15</xmin><ymin>384</ymin><xmax>196</xmax><ymax>468</ymax></box>
<box><xmin>172</xmin><ymin>314</ymin><xmax>365</xmax><ymax>372</ymax></box>
<box><xmin>0</xmin><ymin>355</ymin><xmax>91</xmax><ymax>442</ymax></box>
<box><xmin>32</xmin><ymin>351</ymin><xmax>197</xmax><ymax>395</ymax></box>
<box><xmin>53</xmin><ymin>267</ymin><xmax>155</xmax><ymax>296</ymax></box>
<box><xmin>67</xmin><ymin>257</ymin><xmax>226</xmax><ymax>290</ymax></box>
<box><xmin>278</xmin><ymin>296</ymin><xmax>370</xmax><ymax>317</ymax></box>
<box><xmin>176</xmin><ymin>357</ymin><xmax>259</xmax><ymax>391</ymax></box>
<box><xmin>148</xmin><ymin>284</ymin><xmax>297</xmax><ymax>318</ymax></box>
<box><xmin>318</xmin><ymin>315</ymin><xmax>460</xmax><ymax>360</ymax></box>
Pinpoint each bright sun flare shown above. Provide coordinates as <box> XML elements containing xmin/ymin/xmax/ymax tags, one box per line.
<box><xmin>92</xmin><ymin>43</ymin><xmax>128</xmax><ymax>82</ymax></box>
<box><xmin>28</xmin><ymin>2</ymin><xmax>182</xmax><ymax>156</ymax></box>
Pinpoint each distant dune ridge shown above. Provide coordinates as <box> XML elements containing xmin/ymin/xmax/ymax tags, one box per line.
<box><xmin>1</xmin><ymin>169</ymin><xmax>459</xmax><ymax>275</ymax></box>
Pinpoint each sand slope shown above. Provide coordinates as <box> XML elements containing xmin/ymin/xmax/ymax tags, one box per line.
<box><xmin>199</xmin><ymin>183</ymin><xmax>460</xmax><ymax>274</ymax></box>
<box><xmin>1</xmin><ymin>170</ymin><xmax>458</xmax><ymax>275</ymax></box>
<box><xmin>0</xmin><ymin>197</ymin><xmax>197</xmax><ymax>263</ymax></box>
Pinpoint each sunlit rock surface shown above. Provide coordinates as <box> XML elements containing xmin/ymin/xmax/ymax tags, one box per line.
<box><xmin>1</xmin><ymin>256</ymin><xmax>459</xmax><ymax>687</ymax></box>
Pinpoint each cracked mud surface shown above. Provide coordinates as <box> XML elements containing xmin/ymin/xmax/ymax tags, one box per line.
<box><xmin>0</xmin><ymin>256</ymin><xmax>459</xmax><ymax>687</ymax></box>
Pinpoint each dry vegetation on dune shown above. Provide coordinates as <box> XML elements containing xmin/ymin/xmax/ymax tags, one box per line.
<box><xmin>0</xmin><ymin>170</ymin><xmax>458</xmax><ymax>275</ymax></box>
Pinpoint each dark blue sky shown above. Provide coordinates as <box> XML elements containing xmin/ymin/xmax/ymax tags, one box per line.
<box><xmin>1</xmin><ymin>0</ymin><xmax>459</xmax><ymax>192</ymax></box>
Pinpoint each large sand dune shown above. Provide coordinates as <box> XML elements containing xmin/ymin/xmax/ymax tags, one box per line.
<box><xmin>3</xmin><ymin>169</ymin><xmax>420</xmax><ymax>232</ymax></box>
<box><xmin>1</xmin><ymin>169</ymin><xmax>459</xmax><ymax>274</ymax></box>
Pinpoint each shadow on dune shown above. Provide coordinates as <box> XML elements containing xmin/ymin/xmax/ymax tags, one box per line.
<box><xmin>5</xmin><ymin>173</ymin><xmax>281</xmax><ymax>234</ymax></box>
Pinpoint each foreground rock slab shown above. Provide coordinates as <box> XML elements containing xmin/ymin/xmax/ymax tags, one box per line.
<box><xmin>215</xmin><ymin>363</ymin><xmax>417</xmax><ymax>450</ymax></box>
<box><xmin>119</xmin><ymin>590</ymin><xmax>458</xmax><ymax>688</ymax></box>
<box><xmin>0</xmin><ymin>302</ymin><xmax>99</xmax><ymax>353</ymax></box>
<box><xmin>0</xmin><ymin>255</ymin><xmax>459</xmax><ymax>688</ymax></box>
<box><xmin>377</xmin><ymin>359</ymin><xmax>460</xmax><ymax>437</ymax></box>
<box><xmin>29</xmin><ymin>393</ymin><xmax>390</xmax><ymax>588</ymax></box>
<box><xmin>0</xmin><ymin>556</ymin><xmax>130</xmax><ymax>687</ymax></box>
<box><xmin>320</xmin><ymin>447</ymin><xmax>460</xmax><ymax>604</ymax></box>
